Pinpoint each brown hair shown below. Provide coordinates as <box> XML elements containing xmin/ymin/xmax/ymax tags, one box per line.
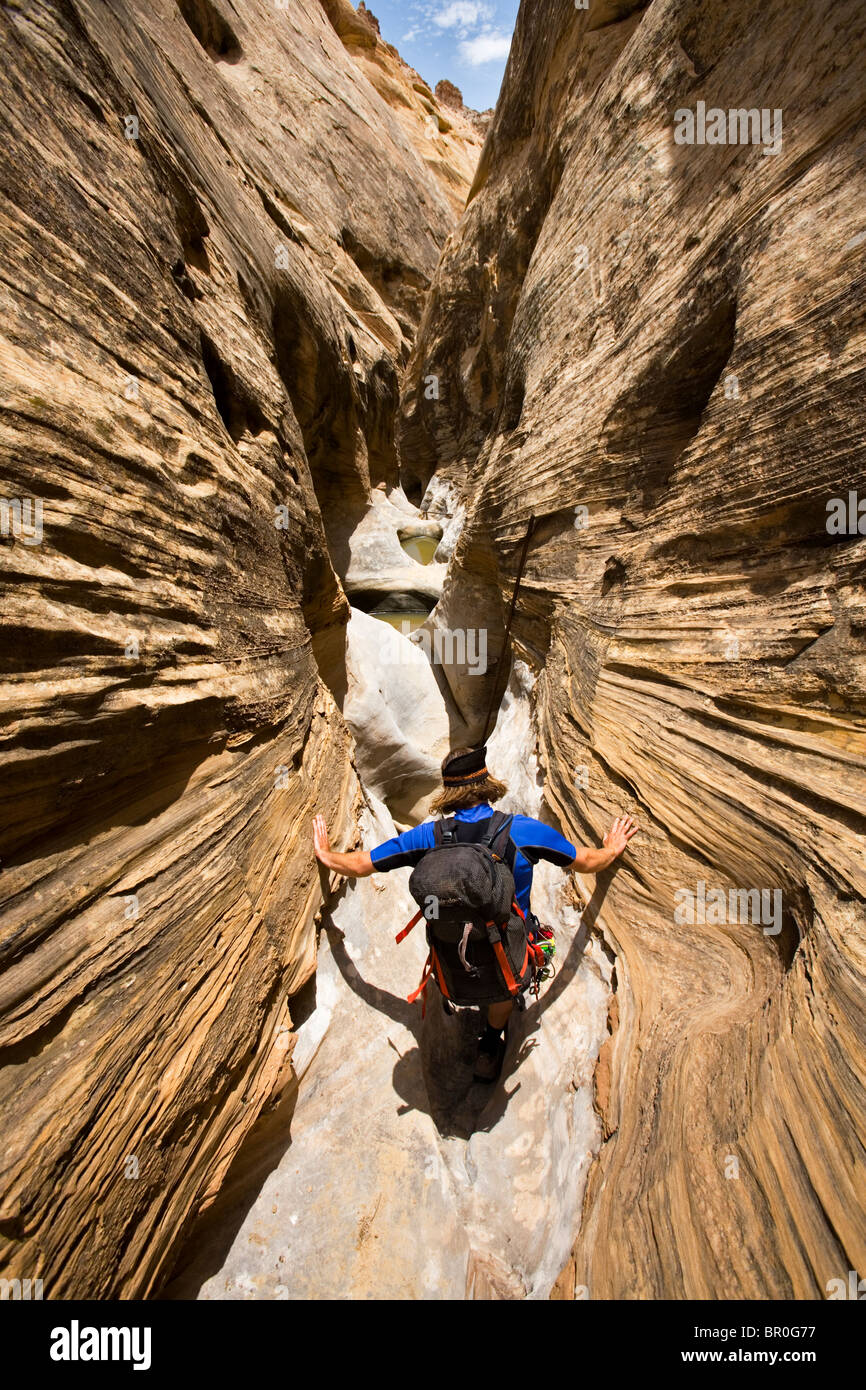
<box><xmin>429</xmin><ymin>746</ymin><xmax>508</xmax><ymax>815</ymax></box>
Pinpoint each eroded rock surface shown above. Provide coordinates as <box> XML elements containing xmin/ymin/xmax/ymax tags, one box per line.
<box><xmin>167</xmin><ymin>668</ymin><xmax>612</xmax><ymax>1301</ymax></box>
<box><xmin>404</xmin><ymin>0</ymin><xmax>866</xmax><ymax>1299</ymax></box>
<box><xmin>343</xmin><ymin>606</ymin><xmax>468</xmax><ymax>823</ymax></box>
<box><xmin>0</xmin><ymin>0</ymin><xmax>474</xmax><ymax>1298</ymax></box>
<box><xmin>3</xmin><ymin>0</ymin><xmax>864</xmax><ymax>1306</ymax></box>
<box><xmin>321</xmin><ymin>0</ymin><xmax>487</xmax><ymax>219</ymax></box>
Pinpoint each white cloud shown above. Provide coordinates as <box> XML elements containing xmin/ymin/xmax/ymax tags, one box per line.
<box><xmin>458</xmin><ymin>30</ymin><xmax>512</xmax><ymax>64</ymax></box>
<box><xmin>432</xmin><ymin>2</ymin><xmax>494</xmax><ymax>33</ymax></box>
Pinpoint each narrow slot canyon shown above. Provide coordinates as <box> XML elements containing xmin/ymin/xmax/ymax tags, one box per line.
<box><xmin>1</xmin><ymin>0</ymin><xmax>864</xmax><ymax>1313</ymax></box>
<box><xmin>163</xmin><ymin>459</ymin><xmax>615</xmax><ymax>1301</ymax></box>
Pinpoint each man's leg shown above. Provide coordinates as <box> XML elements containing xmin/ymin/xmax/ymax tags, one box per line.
<box><xmin>474</xmin><ymin>1000</ymin><xmax>513</xmax><ymax>1083</ymax></box>
<box><xmin>487</xmin><ymin>1000</ymin><xmax>513</xmax><ymax>1030</ymax></box>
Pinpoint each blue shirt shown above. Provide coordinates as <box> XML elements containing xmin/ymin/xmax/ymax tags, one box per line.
<box><xmin>370</xmin><ymin>802</ymin><xmax>576</xmax><ymax>914</ymax></box>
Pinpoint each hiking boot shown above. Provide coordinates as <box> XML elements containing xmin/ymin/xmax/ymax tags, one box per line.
<box><xmin>473</xmin><ymin>1023</ymin><xmax>507</xmax><ymax>1084</ymax></box>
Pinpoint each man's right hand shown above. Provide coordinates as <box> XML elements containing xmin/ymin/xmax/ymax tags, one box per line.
<box><xmin>313</xmin><ymin>813</ymin><xmax>331</xmax><ymax>865</ymax></box>
<box><xmin>312</xmin><ymin>815</ymin><xmax>375</xmax><ymax>879</ymax></box>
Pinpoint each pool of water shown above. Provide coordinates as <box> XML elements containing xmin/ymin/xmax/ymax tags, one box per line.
<box><xmin>371</xmin><ymin>612</ymin><xmax>429</xmax><ymax>633</ymax></box>
<box><xmin>399</xmin><ymin>535</ymin><xmax>439</xmax><ymax>566</ymax></box>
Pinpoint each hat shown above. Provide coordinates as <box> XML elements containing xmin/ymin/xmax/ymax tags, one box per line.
<box><xmin>442</xmin><ymin>746</ymin><xmax>489</xmax><ymax>787</ymax></box>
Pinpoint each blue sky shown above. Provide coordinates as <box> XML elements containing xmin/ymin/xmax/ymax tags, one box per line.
<box><xmin>367</xmin><ymin>1</ymin><xmax>520</xmax><ymax>111</ymax></box>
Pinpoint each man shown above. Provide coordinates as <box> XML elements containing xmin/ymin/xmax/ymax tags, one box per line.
<box><xmin>313</xmin><ymin>745</ymin><xmax>638</xmax><ymax>1081</ymax></box>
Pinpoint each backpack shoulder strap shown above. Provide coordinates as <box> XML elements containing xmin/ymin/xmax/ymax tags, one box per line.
<box><xmin>481</xmin><ymin>810</ymin><xmax>514</xmax><ymax>857</ymax></box>
<box><xmin>434</xmin><ymin>817</ymin><xmax>457</xmax><ymax>846</ymax></box>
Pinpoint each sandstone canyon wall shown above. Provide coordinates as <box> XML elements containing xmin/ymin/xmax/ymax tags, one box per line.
<box><xmin>403</xmin><ymin>0</ymin><xmax>866</xmax><ymax>1298</ymax></box>
<box><xmin>319</xmin><ymin>0</ymin><xmax>487</xmax><ymax>220</ymax></box>
<box><xmin>0</xmin><ymin>0</ymin><xmax>478</xmax><ymax>1297</ymax></box>
<box><xmin>1</xmin><ymin>0</ymin><xmax>864</xmax><ymax>1304</ymax></box>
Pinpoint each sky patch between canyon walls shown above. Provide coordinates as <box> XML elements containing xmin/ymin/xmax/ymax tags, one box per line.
<box><xmin>371</xmin><ymin>0</ymin><xmax>519</xmax><ymax>108</ymax></box>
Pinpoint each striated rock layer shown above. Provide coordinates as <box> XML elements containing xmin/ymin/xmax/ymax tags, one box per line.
<box><xmin>320</xmin><ymin>0</ymin><xmax>487</xmax><ymax>219</ymax></box>
<box><xmin>0</xmin><ymin>0</ymin><xmax>475</xmax><ymax>1297</ymax></box>
<box><xmin>166</xmin><ymin>666</ymin><xmax>612</xmax><ymax>1302</ymax></box>
<box><xmin>404</xmin><ymin>0</ymin><xmax>866</xmax><ymax>1298</ymax></box>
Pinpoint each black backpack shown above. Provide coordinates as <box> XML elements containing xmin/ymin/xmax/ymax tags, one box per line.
<box><xmin>395</xmin><ymin>811</ymin><xmax>543</xmax><ymax>1012</ymax></box>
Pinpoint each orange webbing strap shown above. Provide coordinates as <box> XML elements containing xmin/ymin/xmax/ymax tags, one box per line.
<box><xmin>408</xmin><ymin>950</ymin><xmax>432</xmax><ymax>1004</ymax></box>
<box><xmin>513</xmin><ymin>900</ymin><xmax>541</xmax><ymax>976</ymax></box>
<box><xmin>431</xmin><ymin>946</ymin><xmax>449</xmax><ymax>998</ymax></box>
<box><xmin>396</xmin><ymin>909</ymin><xmax>423</xmax><ymax>944</ymax></box>
<box><xmin>487</xmin><ymin>921</ymin><xmax>520</xmax><ymax>996</ymax></box>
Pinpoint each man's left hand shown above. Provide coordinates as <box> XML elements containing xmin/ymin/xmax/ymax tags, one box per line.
<box><xmin>603</xmin><ymin>815</ymin><xmax>639</xmax><ymax>857</ymax></box>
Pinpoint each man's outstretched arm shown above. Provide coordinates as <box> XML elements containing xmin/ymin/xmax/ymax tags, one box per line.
<box><xmin>572</xmin><ymin>815</ymin><xmax>639</xmax><ymax>872</ymax></box>
<box><xmin>313</xmin><ymin>814</ymin><xmax>375</xmax><ymax>878</ymax></box>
